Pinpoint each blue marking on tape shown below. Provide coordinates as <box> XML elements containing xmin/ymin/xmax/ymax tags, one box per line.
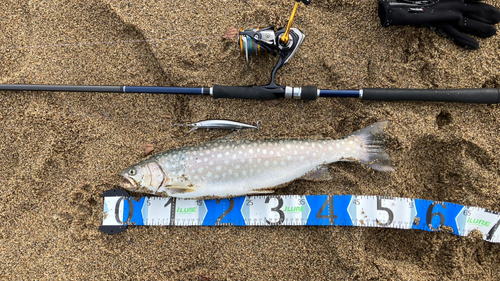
<box><xmin>203</xmin><ymin>197</ymin><xmax>246</xmax><ymax>226</ymax></box>
<box><xmin>334</xmin><ymin>195</ymin><xmax>355</xmax><ymax>226</ymax></box>
<box><xmin>129</xmin><ymin>197</ymin><xmax>146</xmax><ymax>225</ymax></box>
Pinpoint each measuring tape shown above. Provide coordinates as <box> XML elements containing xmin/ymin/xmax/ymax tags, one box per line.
<box><xmin>100</xmin><ymin>189</ymin><xmax>500</xmax><ymax>243</ymax></box>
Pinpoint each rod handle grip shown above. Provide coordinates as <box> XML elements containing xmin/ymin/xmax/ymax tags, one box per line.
<box><xmin>212</xmin><ymin>85</ymin><xmax>277</xmax><ymax>100</ymax></box>
<box><xmin>362</xmin><ymin>88</ymin><xmax>500</xmax><ymax>104</ymax></box>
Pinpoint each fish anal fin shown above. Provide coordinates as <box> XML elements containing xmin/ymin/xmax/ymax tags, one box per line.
<box><xmin>302</xmin><ymin>165</ymin><xmax>332</xmax><ymax>181</ymax></box>
<box><xmin>249</xmin><ymin>189</ymin><xmax>275</xmax><ymax>195</ymax></box>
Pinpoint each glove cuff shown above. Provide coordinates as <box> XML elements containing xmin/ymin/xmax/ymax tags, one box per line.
<box><xmin>378</xmin><ymin>0</ymin><xmax>391</xmax><ymax>27</ymax></box>
<box><xmin>378</xmin><ymin>0</ymin><xmax>438</xmax><ymax>27</ymax></box>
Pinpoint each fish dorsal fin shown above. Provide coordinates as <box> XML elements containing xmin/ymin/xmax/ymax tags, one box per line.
<box><xmin>302</xmin><ymin>165</ymin><xmax>332</xmax><ymax>181</ymax></box>
<box><xmin>167</xmin><ymin>186</ymin><xmax>197</xmax><ymax>194</ymax></box>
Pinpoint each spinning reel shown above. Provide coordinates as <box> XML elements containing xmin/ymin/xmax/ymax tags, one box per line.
<box><xmin>223</xmin><ymin>0</ymin><xmax>314</xmax><ymax>99</ymax></box>
<box><xmin>239</xmin><ymin>26</ymin><xmax>305</xmax><ymax>88</ymax></box>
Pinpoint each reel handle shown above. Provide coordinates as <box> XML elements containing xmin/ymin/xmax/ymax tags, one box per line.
<box><xmin>296</xmin><ymin>0</ymin><xmax>311</xmax><ymax>5</ymax></box>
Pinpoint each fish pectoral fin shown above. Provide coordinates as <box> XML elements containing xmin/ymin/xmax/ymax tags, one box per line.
<box><xmin>166</xmin><ymin>186</ymin><xmax>197</xmax><ymax>194</ymax></box>
<box><xmin>302</xmin><ymin>165</ymin><xmax>332</xmax><ymax>181</ymax></box>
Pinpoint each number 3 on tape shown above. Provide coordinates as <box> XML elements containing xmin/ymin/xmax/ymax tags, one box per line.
<box><xmin>99</xmin><ymin>189</ymin><xmax>500</xmax><ymax>243</ymax></box>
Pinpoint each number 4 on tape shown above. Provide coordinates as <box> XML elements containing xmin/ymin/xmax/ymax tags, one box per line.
<box><xmin>99</xmin><ymin>189</ymin><xmax>500</xmax><ymax>243</ymax></box>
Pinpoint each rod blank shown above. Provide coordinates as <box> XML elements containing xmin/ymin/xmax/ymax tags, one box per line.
<box><xmin>0</xmin><ymin>84</ymin><xmax>123</xmax><ymax>93</ymax></box>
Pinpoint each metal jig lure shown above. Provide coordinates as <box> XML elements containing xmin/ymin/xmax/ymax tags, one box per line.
<box><xmin>175</xmin><ymin>120</ymin><xmax>261</xmax><ymax>132</ymax></box>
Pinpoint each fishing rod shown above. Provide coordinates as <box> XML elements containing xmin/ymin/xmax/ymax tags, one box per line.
<box><xmin>1</xmin><ymin>0</ymin><xmax>499</xmax><ymax>104</ymax></box>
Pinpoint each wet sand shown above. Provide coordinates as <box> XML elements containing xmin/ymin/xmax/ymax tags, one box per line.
<box><xmin>1</xmin><ymin>0</ymin><xmax>500</xmax><ymax>279</ymax></box>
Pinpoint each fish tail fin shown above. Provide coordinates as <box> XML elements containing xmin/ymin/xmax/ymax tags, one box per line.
<box><xmin>347</xmin><ymin>121</ymin><xmax>394</xmax><ymax>172</ymax></box>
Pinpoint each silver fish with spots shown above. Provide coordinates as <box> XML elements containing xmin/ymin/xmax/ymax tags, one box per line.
<box><xmin>120</xmin><ymin>121</ymin><xmax>393</xmax><ymax>198</ymax></box>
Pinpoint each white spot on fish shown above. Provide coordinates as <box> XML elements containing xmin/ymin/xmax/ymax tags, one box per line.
<box><xmin>300</xmin><ymin>146</ymin><xmax>304</xmax><ymax>150</ymax></box>
<box><xmin>294</xmin><ymin>151</ymin><xmax>298</xmax><ymax>155</ymax></box>
<box><xmin>232</xmin><ymin>154</ymin><xmax>237</xmax><ymax>160</ymax></box>
<box><xmin>217</xmin><ymin>154</ymin><xmax>222</xmax><ymax>158</ymax></box>
<box><xmin>277</xmin><ymin>152</ymin><xmax>281</xmax><ymax>157</ymax></box>
<box><xmin>250</xmin><ymin>169</ymin><xmax>254</xmax><ymax>175</ymax></box>
<box><xmin>249</xmin><ymin>159</ymin><xmax>253</xmax><ymax>164</ymax></box>
<box><xmin>215</xmin><ymin>175</ymin><xmax>220</xmax><ymax>179</ymax></box>
<box><xmin>270</xmin><ymin>151</ymin><xmax>274</xmax><ymax>156</ymax></box>
<box><xmin>239</xmin><ymin>151</ymin><xmax>242</xmax><ymax>154</ymax></box>
<box><xmin>224</xmin><ymin>160</ymin><xmax>230</xmax><ymax>165</ymax></box>
<box><xmin>336</xmin><ymin>143</ymin><xmax>340</xmax><ymax>149</ymax></box>
<box><xmin>216</xmin><ymin>166</ymin><xmax>222</xmax><ymax>171</ymax></box>
<box><xmin>280</xmin><ymin>161</ymin><xmax>285</xmax><ymax>166</ymax></box>
<box><xmin>242</xmin><ymin>171</ymin><xmax>247</xmax><ymax>176</ymax></box>
<box><xmin>273</xmin><ymin>161</ymin><xmax>278</xmax><ymax>166</ymax></box>
<box><xmin>236</xmin><ymin>165</ymin><xmax>240</xmax><ymax>169</ymax></box>
<box><xmin>249</xmin><ymin>149</ymin><xmax>253</xmax><ymax>154</ymax></box>
<box><xmin>258</xmin><ymin>158</ymin><xmax>262</xmax><ymax>164</ymax></box>
<box><xmin>206</xmin><ymin>172</ymin><xmax>212</xmax><ymax>178</ymax></box>
<box><xmin>225</xmin><ymin>152</ymin><xmax>230</xmax><ymax>156</ymax></box>
<box><xmin>281</xmin><ymin>147</ymin><xmax>285</xmax><ymax>151</ymax></box>
<box><xmin>240</xmin><ymin>159</ymin><xmax>246</xmax><ymax>163</ymax></box>
<box><xmin>198</xmin><ymin>168</ymin><xmax>204</xmax><ymax>173</ymax></box>
<box><xmin>286</xmin><ymin>144</ymin><xmax>291</xmax><ymax>149</ymax></box>
<box><xmin>328</xmin><ymin>146</ymin><xmax>332</xmax><ymax>151</ymax></box>
<box><xmin>263</xmin><ymin>149</ymin><xmax>267</xmax><ymax>155</ymax></box>
<box><xmin>229</xmin><ymin>169</ymin><xmax>233</xmax><ymax>175</ymax></box>
<box><xmin>209</xmin><ymin>161</ymin><xmax>214</xmax><ymax>165</ymax></box>
<box><xmin>234</xmin><ymin>172</ymin><xmax>239</xmax><ymax>177</ymax></box>
<box><xmin>313</xmin><ymin>153</ymin><xmax>317</xmax><ymax>157</ymax></box>
<box><xmin>194</xmin><ymin>175</ymin><xmax>199</xmax><ymax>180</ymax></box>
<box><xmin>346</xmin><ymin>147</ymin><xmax>351</xmax><ymax>151</ymax></box>
<box><xmin>222</xmin><ymin>173</ymin><xmax>226</xmax><ymax>178</ymax></box>
<box><xmin>287</xmin><ymin>156</ymin><xmax>292</xmax><ymax>160</ymax></box>
<box><xmin>265</xmin><ymin>161</ymin><xmax>269</xmax><ymax>167</ymax></box>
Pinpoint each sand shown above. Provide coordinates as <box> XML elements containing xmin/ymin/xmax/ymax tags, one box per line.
<box><xmin>1</xmin><ymin>0</ymin><xmax>500</xmax><ymax>279</ymax></box>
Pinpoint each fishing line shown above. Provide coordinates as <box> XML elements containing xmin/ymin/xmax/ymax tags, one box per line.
<box><xmin>100</xmin><ymin>189</ymin><xmax>500</xmax><ymax>244</ymax></box>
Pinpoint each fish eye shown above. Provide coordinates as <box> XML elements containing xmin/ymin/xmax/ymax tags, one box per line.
<box><xmin>128</xmin><ymin>168</ymin><xmax>137</xmax><ymax>176</ymax></box>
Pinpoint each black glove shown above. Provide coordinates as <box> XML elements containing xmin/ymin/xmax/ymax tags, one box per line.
<box><xmin>378</xmin><ymin>0</ymin><xmax>500</xmax><ymax>49</ymax></box>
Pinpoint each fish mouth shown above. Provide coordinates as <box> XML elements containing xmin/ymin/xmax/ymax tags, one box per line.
<box><xmin>120</xmin><ymin>176</ymin><xmax>139</xmax><ymax>190</ymax></box>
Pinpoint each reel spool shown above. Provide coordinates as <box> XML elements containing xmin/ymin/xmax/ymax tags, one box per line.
<box><xmin>239</xmin><ymin>27</ymin><xmax>275</xmax><ymax>63</ymax></box>
<box><xmin>238</xmin><ymin>0</ymin><xmax>310</xmax><ymax>65</ymax></box>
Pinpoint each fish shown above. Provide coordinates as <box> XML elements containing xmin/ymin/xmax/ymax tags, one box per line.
<box><xmin>120</xmin><ymin>121</ymin><xmax>393</xmax><ymax>198</ymax></box>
